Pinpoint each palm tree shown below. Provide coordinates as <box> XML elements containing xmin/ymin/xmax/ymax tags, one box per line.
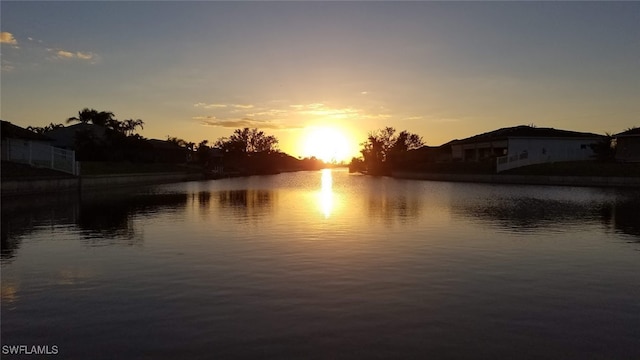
<box><xmin>92</xmin><ymin>111</ymin><xmax>116</xmax><ymax>127</ymax></box>
<box><xmin>122</xmin><ymin>119</ymin><xmax>145</xmax><ymax>136</ymax></box>
<box><xmin>66</xmin><ymin>108</ymin><xmax>115</xmax><ymax>127</ymax></box>
<box><xmin>67</xmin><ymin>108</ymin><xmax>98</xmax><ymax>124</ymax></box>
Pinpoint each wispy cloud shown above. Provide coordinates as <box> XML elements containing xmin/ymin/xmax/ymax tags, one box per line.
<box><xmin>246</xmin><ymin>109</ymin><xmax>289</xmax><ymax>117</ymax></box>
<box><xmin>197</xmin><ymin>117</ymin><xmax>290</xmax><ymax>130</ymax></box>
<box><xmin>49</xmin><ymin>48</ymin><xmax>96</xmax><ymax>61</ymax></box>
<box><xmin>194</xmin><ymin>102</ymin><xmax>255</xmax><ymax>110</ymax></box>
<box><xmin>1</xmin><ymin>60</ymin><xmax>15</xmax><ymax>72</ymax></box>
<box><xmin>194</xmin><ymin>102</ymin><xmax>227</xmax><ymax>109</ymax></box>
<box><xmin>1</xmin><ymin>31</ymin><xmax>98</xmax><ymax>64</ymax></box>
<box><xmin>193</xmin><ymin>100</ymin><xmax>391</xmax><ymax>130</ymax></box>
<box><xmin>76</xmin><ymin>52</ymin><xmax>94</xmax><ymax>60</ymax></box>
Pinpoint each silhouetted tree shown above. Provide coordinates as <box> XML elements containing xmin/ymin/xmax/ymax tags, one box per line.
<box><xmin>122</xmin><ymin>119</ymin><xmax>145</xmax><ymax>136</ymax></box>
<box><xmin>27</xmin><ymin>123</ymin><xmax>64</xmax><ymax>134</ymax></box>
<box><xmin>196</xmin><ymin>140</ymin><xmax>211</xmax><ymax>164</ymax></box>
<box><xmin>348</xmin><ymin>157</ymin><xmax>366</xmax><ymax>173</ymax></box>
<box><xmin>359</xmin><ymin>127</ymin><xmax>423</xmax><ymax>174</ymax></box>
<box><xmin>67</xmin><ymin>108</ymin><xmax>115</xmax><ymax>127</ymax></box>
<box><xmin>215</xmin><ymin>127</ymin><xmax>278</xmax><ymax>154</ymax></box>
<box><xmin>590</xmin><ymin>133</ymin><xmax>615</xmax><ymax>161</ymax></box>
<box><xmin>167</xmin><ymin>136</ymin><xmax>187</xmax><ymax>147</ymax></box>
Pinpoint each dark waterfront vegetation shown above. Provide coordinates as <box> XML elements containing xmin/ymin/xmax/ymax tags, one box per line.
<box><xmin>2</xmin><ymin>170</ymin><xmax>640</xmax><ymax>359</ymax></box>
<box><xmin>3</xmin><ymin>110</ymin><xmax>640</xmax><ymax>184</ymax></box>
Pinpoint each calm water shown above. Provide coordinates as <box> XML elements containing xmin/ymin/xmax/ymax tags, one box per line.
<box><xmin>2</xmin><ymin>169</ymin><xmax>639</xmax><ymax>359</ymax></box>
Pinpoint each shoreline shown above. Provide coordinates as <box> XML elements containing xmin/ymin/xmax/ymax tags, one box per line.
<box><xmin>392</xmin><ymin>171</ymin><xmax>640</xmax><ymax>188</ymax></box>
<box><xmin>1</xmin><ymin>172</ymin><xmax>205</xmax><ymax>197</ymax></box>
<box><xmin>4</xmin><ymin>169</ymin><xmax>640</xmax><ymax>197</ymax></box>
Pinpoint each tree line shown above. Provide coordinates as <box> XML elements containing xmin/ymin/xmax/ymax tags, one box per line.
<box><xmin>28</xmin><ymin>108</ymin><xmax>145</xmax><ymax>137</ymax></box>
<box><xmin>350</xmin><ymin>127</ymin><xmax>424</xmax><ymax>175</ymax></box>
<box><xmin>23</xmin><ymin>107</ymin><xmax>320</xmax><ymax>173</ymax></box>
<box><xmin>25</xmin><ymin>107</ymin><xmax>428</xmax><ymax>174</ymax></box>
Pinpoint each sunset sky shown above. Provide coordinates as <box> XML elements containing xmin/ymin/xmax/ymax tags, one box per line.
<box><xmin>1</xmin><ymin>1</ymin><xmax>638</xmax><ymax>161</ymax></box>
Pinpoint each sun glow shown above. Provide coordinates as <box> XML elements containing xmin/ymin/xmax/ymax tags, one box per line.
<box><xmin>300</xmin><ymin>126</ymin><xmax>354</xmax><ymax>163</ymax></box>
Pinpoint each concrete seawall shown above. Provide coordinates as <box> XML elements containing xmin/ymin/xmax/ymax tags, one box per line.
<box><xmin>1</xmin><ymin>172</ymin><xmax>204</xmax><ymax>196</ymax></box>
<box><xmin>392</xmin><ymin>171</ymin><xmax>640</xmax><ymax>187</ymax></box>
<box><xmin>80</xmin><ymin>172</ymin><xmax>203</xmax><ymax>190</ymax></box>
<box><xmin>1</xmin><ymin>177</ymin><xmax>80</xmax><ymax>196</ymax></box>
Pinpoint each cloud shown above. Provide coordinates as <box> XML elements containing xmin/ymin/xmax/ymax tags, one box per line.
<box><xmin>1</xmin><ymin>60</ymin><xmax>14</xmax><ymax>72</ymax></box>
<box><xmin>51</xmin><ymin>49</ymin><xmax>96</xmax><ymax>61</ymax></box>
<box><xmin>194</xmin><ymin>102</ymin><xmax>227</xmax><ymax>109</ymax></box>
<box><xmin>198</xmin><ymin>117</ymin><xmax>289</xmax><ymax>130</ymax></box>
<box><xmin>194</xmin><ymin>103</ymin><xmax>254</xmax><ymax>110</ymax></box>
<box><xmin>76</xmin><ymin>52</ymin><xmax>94</xmax><ymax>60</ymax></box>
<box><xmin>0</xmin><ymin>32</ymin><xmax>18</xmax><ymax>45</ymax></box>
<box><xmin>246</xmin><ymin>109</ymin><xmax>289</xmax><ymax>117</ymax></box>
<box><xmin>290</xmin><ymin>103</ymin><xmax>365</xmax><ymax>119</ymax></box>
<box><xmin>194</xmin><ymin>100</ymin><xmax>393</xmax><ymax>131</ymax></box>
<box><xmin>56</xmin><ymin>50</ymin><xmax>74</xmax><ymax>58</ymax></box>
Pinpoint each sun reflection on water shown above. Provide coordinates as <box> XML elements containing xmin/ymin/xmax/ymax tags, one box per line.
<box><xmin>318</xmin><ymin>169</ymin><xmax>334</xmax><ymax>218</ymax></box>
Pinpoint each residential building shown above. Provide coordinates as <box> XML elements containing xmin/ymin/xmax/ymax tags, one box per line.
<box><xmin>449</xmin><ymin>125</ymin><xmax>604</xmax><ymax>172</ymax></box>
<box><xmin>614</xmin><ymin>127</ymin><xmax>640</xmax><ymax>162</ymax></box>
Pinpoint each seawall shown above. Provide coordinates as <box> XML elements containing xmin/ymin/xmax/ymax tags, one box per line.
<box><xmin>392</xmin><ymin>171</ymin><xmax>640</xmax><ymax>188</ymax></box>
<box><xmin>1</xmin><ymin>172</ymin><xmax>204</xmax><ymax>197</ymax></box>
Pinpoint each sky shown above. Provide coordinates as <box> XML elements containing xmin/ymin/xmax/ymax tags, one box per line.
<box><xmin>1</xmin><ymin>1</ymin><xmax>639</xmax><ymax>161</ymax></box>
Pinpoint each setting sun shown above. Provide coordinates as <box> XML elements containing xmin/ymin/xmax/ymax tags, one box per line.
<box><xmin>300</xmin><ymin>126</ymin><xmax>355</xmax><ymax>163</ymax></box>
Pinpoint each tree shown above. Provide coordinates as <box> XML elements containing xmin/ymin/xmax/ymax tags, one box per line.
<box><xmin>167</xmin><ymin>136</ymin><xmax>188</xmax><ymax>147</ymax></box>
<box><xmin>122</xmin><ymin>119</ymin><xmax>145</xmax><ymax>136</ymax></box>
<box><xmin>590</xmin><ymin>132</ymin><xmax>615</xmax><ymax>161</ymax></box>
<box><xmin>93</xmin><ymin>111</ymin><xmax>116</xmax><ymax>127</ymax></box>
<box><xmin>359</xmin><ymin>127</ymin><xmax>423</xmax><ymax>173</ymax></box>
<box><xmin>215</xmin><ymin>127</ymin><xmax>278</xmax><ymax>154</ymax></box>
<box><xmin>67</xmin><ymin>108</ymin><xmax>115</xmax><ymax>127</ymax></box>
<box><xmin>67</xmin><ymin>108</ymin><xmax>97</xmax><ymax>124</ymax></box>
<box><xmin>27</xmin><ymin>123</ymin><xmax>64</xmax><ymax>134</ymax></box>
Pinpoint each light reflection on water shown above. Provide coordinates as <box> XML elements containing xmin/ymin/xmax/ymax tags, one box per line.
<box><xmin>318</xmin><ymin>168</ymin><xmax>334</xmax><ymax>218</ymax></box>
<box><xmin>1</xmin><ymin>169</ymin><xmax>639</xmax><ymax>359</ymax></box>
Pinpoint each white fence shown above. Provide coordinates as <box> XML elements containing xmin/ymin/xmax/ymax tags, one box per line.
<box><xmin>496</xmin><ymin>151</ymin><xmax>533</xmax><ymax>173</ymax></box>
<box><xmin>5</xmin><ymin>139</ymin><xmax>79</xmax><ymax>175</ymax></box>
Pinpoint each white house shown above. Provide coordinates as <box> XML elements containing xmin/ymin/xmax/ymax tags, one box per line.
<box><xmin>449</xmin><ymin>125</ymin><xmax>604</xmax><ymax>172</ymax></box>
<box><xmin>1</xmin><ymin>120</ymin><xmax>78</xmax><ymax>175</ymax></box>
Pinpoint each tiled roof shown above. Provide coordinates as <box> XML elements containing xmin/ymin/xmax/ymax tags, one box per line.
<box><xmin>615</xmin><ymin>127</ymin><xmax>640</xmax><ymax>137</ymax></box>
<box><xmin>449</xmin><ymin>125</ymin><xmax>604</xmax><ymax>145</ymax></box>
<box><xmin>147</xmin><ymin>139</ymin><xmax>187</xmax><ymax>150</ymax></box>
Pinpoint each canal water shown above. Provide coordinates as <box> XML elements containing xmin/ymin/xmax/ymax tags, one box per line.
<box><xmin>2</xmin><ymin>169</ymin><xmax>639</xmax><ymax>359</ymax></box>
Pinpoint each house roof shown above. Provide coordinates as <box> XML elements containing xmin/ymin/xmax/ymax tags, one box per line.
<box><xmin>449</xmin><ymin>125</ymin><xmax>604</xmax><ymax>146</ymax></box>
<box><xmin>615</xmin><ymin>127</ymin><xmax>640</xmax><ymax>137</ymax></box>
<box><xmin>45</xmin><ymin>123</ymin><xmax>108</xmax><ymax>148</ymax></box>
<box><xmin>147</xmin><ymin>139</ymin><xmax>187</xmax><ymax>151</ymax></box>
<box><xmin>1</xmin><ymin>120</ymin><xmax>53</xmax><ymax>141</ymax></box>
